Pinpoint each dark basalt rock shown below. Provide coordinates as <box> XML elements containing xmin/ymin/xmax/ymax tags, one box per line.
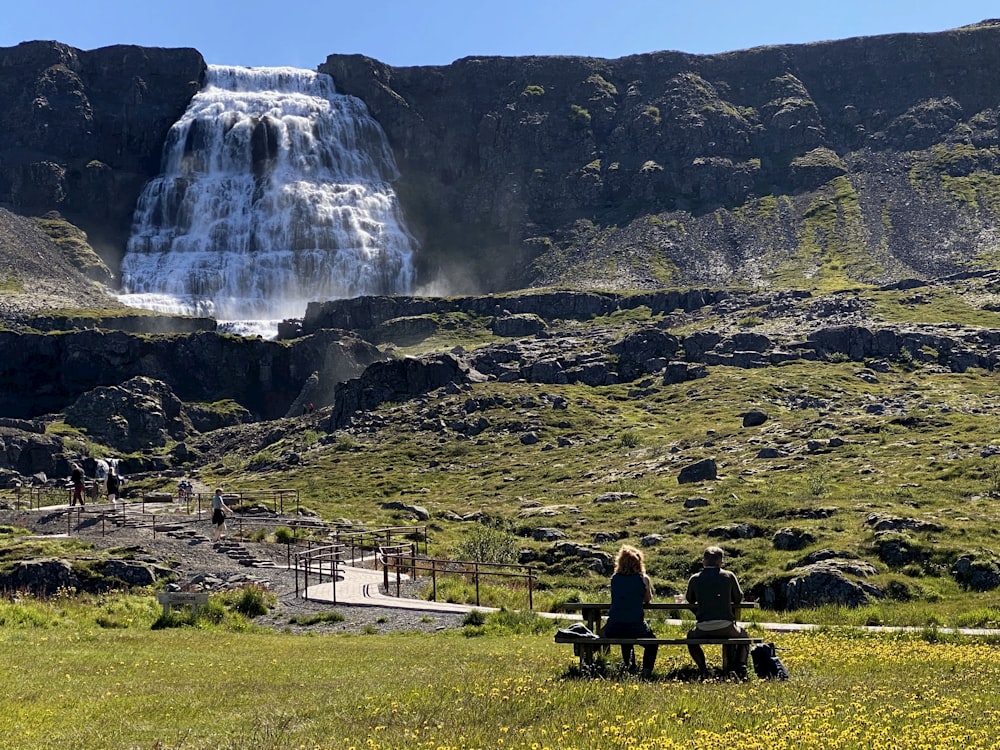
<box><xmin>0</xmin><ymin>41</ymin><xmax>206</xmax><ymax>267</ymax></box>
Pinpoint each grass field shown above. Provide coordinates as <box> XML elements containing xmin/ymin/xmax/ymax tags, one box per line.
<box><xmin>2</xmin><ymin>596</ymin><xmax>1000</xmax><ymax>749</ymax></box>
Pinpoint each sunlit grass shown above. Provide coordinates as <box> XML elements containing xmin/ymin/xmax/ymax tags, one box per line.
<box><xmin>1</xmin><ymin>621</ymin><xmax>999</xmax><ymax>749</ymax></box>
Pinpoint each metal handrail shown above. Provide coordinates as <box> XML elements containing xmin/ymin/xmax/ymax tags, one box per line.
<box><xmin>378</xmin><ymin>544</ymin><xmax>536</xmax><ymax>611</ymax></box>
<box><xmin>292</xmin><ymin>543</ymin><xmax>347</xmax><ymax>603</ymax></box>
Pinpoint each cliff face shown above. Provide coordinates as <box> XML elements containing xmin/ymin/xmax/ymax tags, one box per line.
<box><xmin>3</xmin><ymin>27</ymin><xmax>1000</xmax><ymax>300</ymax></box>
<box><xmin>321</xmin><ymin>21</ymin><xmax>1000</xmax><ymax>293</ymax></box>
<box><xmin>0</xmin><ymin>41</ymin><xmax>205</xmax><ymax>267</ymax></box>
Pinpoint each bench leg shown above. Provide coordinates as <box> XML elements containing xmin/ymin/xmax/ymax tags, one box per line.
<box><xmin>722</xmin><ymin>643</ymin><xmax>749</xmax><ymax>675</ymax></box>
<box><xmin>573</xmin><ymin>643</ymin><xmax>608</xmax><ymax>674</ymax></box>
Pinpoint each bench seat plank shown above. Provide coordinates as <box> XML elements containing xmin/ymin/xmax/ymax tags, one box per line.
<box><xmin>555</xmin><ymin>635</ymin><xmax>761</xmax><ymax>646</ymax></box>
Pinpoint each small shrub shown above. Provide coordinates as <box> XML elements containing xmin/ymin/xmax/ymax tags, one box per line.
<box><xmin>274</xmin><ymin>526</ymin><xmax>295</xmax><ymax>544</ymax></box>
<box><xmin>618</xmin><ymin>431</ymin><xmax>642</xmax><ymax>449</ymax></box>
<box><xmin>333</xmin><ymin>434</ymin><xmax>359</xmax><ymax>452</ymax></box>
<box><xmin>247</xmin><ymin>448</ymin><xmax>278</xmax><ymax>470</ymax></box>
<box><xmin>569</xmin><ymin>104</ymin><xmax>591</xmax><ymax>127</ymax></box>
<box><xmin>229</xmin><ymin>585</ymin><xmax>273</xmax><ymax>618</ymax></box>
<box><xmin>522</xmin><ymin>84</ymin><xmax>545</xmax><ymax>97</ymax></box>
<box><xmin>454</xmin><ymin>521</ymin><xmax>519</xmax><ymax>564</ymax></box>
<box><xmin>462</xmin><ymin>609</ymin><xmax>487</xmax><ymax>627</ymax></box>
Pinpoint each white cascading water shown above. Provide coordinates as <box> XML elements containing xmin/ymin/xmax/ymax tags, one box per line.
<box><xmin>119</xmin><ymin>65</ymin><xmax>415</xmax><ymax>336</ymax></box>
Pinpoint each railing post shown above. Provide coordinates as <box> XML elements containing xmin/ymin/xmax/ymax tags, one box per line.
<box><xmin>474</xmin><ymin>562</ymin><xmax>480</xmax><ymax>606</ymax></box>
<box><xmin>528</xmin><ymin>568</ymin><xmax>534</xmax><ymax>611</ymax></box>
<box><xmin>395</xmin><ymin>551</ymin><xmax>402</xmax><ymax>597</ymax></box>
<box><xmin>331</xmin><ymin>550</ymin><xmax>338</xmax><ymax>605</ymax></box>
<box><xmin>383</xmin><ymin>547</ymin><xmax>389</xmax><ymax>592</ymax></box>
<box><xmin>431</xmin><ymin>559</ymin><xmax>437</xmax><ymax>602</ymax></box>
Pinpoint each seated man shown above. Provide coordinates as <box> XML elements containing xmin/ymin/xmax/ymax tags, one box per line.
<box><xmin>685</xmin><ymin>545</ymin><xmax>749</xmax><ymax>676</ymax></box>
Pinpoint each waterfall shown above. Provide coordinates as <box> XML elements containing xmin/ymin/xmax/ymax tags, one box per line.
<box><xmin>119</xmin><ymin>65</ymin><xmax>416</xmax><ymax>335</ymax></box>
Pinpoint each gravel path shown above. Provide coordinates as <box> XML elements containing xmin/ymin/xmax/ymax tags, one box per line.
<box><xmin>0</xmin><ymin>506</ymin><xmax>467</xmax><ymax>635</ymax></box>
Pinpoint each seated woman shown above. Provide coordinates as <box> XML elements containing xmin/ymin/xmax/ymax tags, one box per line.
<box><xmin>603</xmin><ymin>544</ymin><xmax>657</xmax><ymax>677</ymax></box>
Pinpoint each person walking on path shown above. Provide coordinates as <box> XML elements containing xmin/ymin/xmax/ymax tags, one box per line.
<box><xmin>603</xmin><ymin>544</ymin><xmax>658</xmax><ymax>678</ymax></box>
<box><xmin>70</xmin><ymin>464</ymin><xmax>85</xmax><ymax>507</ymax></box>
<box><xmin>106</xmin><ymin>468</ymin><xmax>121</xmax><ymax>504</ymax></box>
<box><xmin>210</xmin><ymin>488</ymin><xmax>233</xmax><ymax>542</ymax></box>
<box><xmin>685</xmin><ymin>545</ymin><xmax>750</xmax><ymax>678</ymax></box>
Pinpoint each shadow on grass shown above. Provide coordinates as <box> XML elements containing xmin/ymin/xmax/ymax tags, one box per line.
<box><xmin>560</xmin><ymin>662</ymin><xmax>750</xmax><ymax>683</ymax></box>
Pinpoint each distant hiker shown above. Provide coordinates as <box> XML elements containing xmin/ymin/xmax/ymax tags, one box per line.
<box><xmin>211</xmin><ymin>488</ymin><xmax>233</xmax><ymax>542</ymax></box>
<box><xmin>106</xmin><ymin>468</ymin><xmax>121</xmax><ymax>504</ymax></box>
<box><xmin>70</xmin><ymin>464</ymin><xmax>85</xmax><ymax>507</ymax></box>
<box><xmin>307</xmin><ymin>402</ymin><xmax>314</xmax><ymax>413</ymax></box>
<box><xmin>603</xmin><ymin>544</ymin><xmax>658</xmax><ymax>678</ymax></box>
<box><xmin>686</xmin><ymin>545</ymin><xmax>749</xmax><ymax>678</ymax></box>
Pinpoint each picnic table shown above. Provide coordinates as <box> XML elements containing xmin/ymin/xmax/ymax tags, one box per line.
<box><xmin>556</xmin><ymin>601</ymin><xmax>762</xmax><ymax>672</ymax></box>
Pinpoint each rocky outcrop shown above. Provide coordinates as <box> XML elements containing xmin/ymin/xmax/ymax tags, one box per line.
<box><xmin>0</xmin><ymin>556</ymin><xmax>174</xmax><ymax>595</ymax></box>
<box><xmin>952</xmin><ymin>553</ymin><xmax>1000</xmax><ymax>591</ymax></box>
<box><xmin>0</xmin><ymin>42</ymin><xmax>205</xmax><ymax>270</ymax></box>
<box><xmin>328</xmin><ymin>354</ymin><xmax>469</xmax><ymax>430</ymax></box>
<box><xmin>0</xmin><ymin>328</ymin><xmax>383</xmax><ymax>420</ymax></box>
<box><xmin>757</xmin><ymin>559</ymin><xmax>885</xmax><ymax>610</ymax></box>
<box><xmin>63</xmin><ymin>376</ymin><xmax>193</xmax><ymax>452</ymax></box>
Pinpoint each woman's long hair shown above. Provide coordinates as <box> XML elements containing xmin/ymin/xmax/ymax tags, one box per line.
<box><xmin>614</xmin><ymin>544</ymin><xmax>645</xmax><ymax>576</ymax></box>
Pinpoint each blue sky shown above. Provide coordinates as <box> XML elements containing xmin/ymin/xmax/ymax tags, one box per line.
<box><xmin>2</xmin><ymin>0</ymin><xmax>997</xmax><ymax>69</ymax></box>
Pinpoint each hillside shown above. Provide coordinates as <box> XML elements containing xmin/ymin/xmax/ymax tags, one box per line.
<box><xmin>0</xmin><ymin>207</ymin><xmax>124</xmax><ymax>321</ymax></box>
<box><xmin>4</xmin><ymin>274</ymin><xmax>1000</xmax><ymax>624</ymax></box>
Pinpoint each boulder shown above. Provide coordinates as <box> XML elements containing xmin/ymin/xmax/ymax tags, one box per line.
<box><xmin>677</xmin><ymin>457</ymin><xmax>717</xmax><ymax>484</ymax></box>
<box><xmin>759</xmin><ymin>561</ymin><xmax>884</xmax><ymax>610</ymax></box>
<box><xmin>329</xmin><ymin>354</ymin><xmax>469</xmax><ymax>430</ymax></box>
<box><xmin>772</xmin><ymin>527</ymin><xmax>815</xmax><ymax>551</ymax></box>
<box><xmin>952</xmin><ymin>554</ymin><xmax>1000</xmax><ymax>591</ymax></box>
<box><xmin>683</xmin><ymin>496</ymin><xmax>709</xmax><ymax>509</ymax></box>
<box><xmin>708</xmin><ymin>522</ymin><xmax>762</xmax><ymax>540</ymax></box>
<box><xmin>0</xmin><ymin>428</ymin><xmax>63</xmax><ymax>475</ymax></box>
<box><xmin>872</xmin><ymin>532</ymin><xmax>927</xmax><ymax>567</ymax></box>
<box><xmin>662</xmin><ymin>361</ymin><xmax>707</xmax><ymax>385</ymax></box>
<box><xmin>101</xmin><ymin>559</ymin><xmax>174</xmax><ymax>587</ymax></box>
<box><xmin>531</xmin><ymin>527</ymin><xmax>566</xmax><ymax>542</ymax></box>
<box><xmin>612</xmin><ymin>328</ymin><xmax>681</xmax><ymax>381</ymax></box>
<box><xmin>547</xmin><ymin>541</ymin><xmax>613</xmax><ymax>575</ymax></box>
<box><xmin>380</xmin><ymin>501</ymin><xmax>430</xmax><ymax>521</ymax></box>
<box><xmin>593</xmin><ymin>492</ymin><xmax>639</xmax><ymax>503</ymax></box>
<box><xmin>742</xmin><ymin>409</ymin><xmax>768</xmax><ymax>427</ymax></box>
<box><xmin>864</xmin><ymin>513</ymin><xmax>944</xmax><ymax>533</ymax></box>
<box><xmin>492</xmin><ymin>313</ymin><xmax>547</xmax><ymax>337</ymax></box>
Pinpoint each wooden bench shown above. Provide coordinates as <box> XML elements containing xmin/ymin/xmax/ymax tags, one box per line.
<box><xmin>558</xmin><ymin>601</ymin><xmax>762</xmax><ymax>672</ymax></box>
